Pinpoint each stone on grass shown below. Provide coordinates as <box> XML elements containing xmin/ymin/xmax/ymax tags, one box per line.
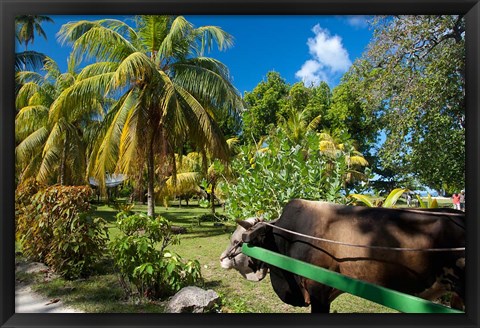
<box><xmin>166</xmin><ymin>286</ymin><xmax>220</xmax><ymax>313</ymax></box>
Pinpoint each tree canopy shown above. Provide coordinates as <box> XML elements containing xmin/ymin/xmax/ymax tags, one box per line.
<box><xmin>345</xmin><ymin>15</ymin><xmax>465</xmax><ymax>193</ymax></box>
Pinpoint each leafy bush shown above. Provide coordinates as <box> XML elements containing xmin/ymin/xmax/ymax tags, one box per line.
<box><xmin>197</xmin><ymin>213</ymin><xmax>230</xmax><ymax>223</ymax></box>
<box><xmin>15</xmin><ymin>183</ymin><xmax>109</xmax><ymax>279</ymax></box>
<box><xmin>226</xmin><ymin>130</ymin><xmax>349</xmax><ymax>220</ymax></box>
<box><xmin>15</xmin><ymin>178</ymin><xmax>49</xmax><ymax>262</ymax></box>
<box><xmin>110</xmin><ymin>211</ymin><xmax>202</xmax><ymax>300</ymax></box>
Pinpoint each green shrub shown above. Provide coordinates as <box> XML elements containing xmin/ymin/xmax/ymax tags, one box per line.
<box><xmin>15</xmin><ymin>183</ymin><xmax>109</xmax><ymax>279</ymax></box>
<box><xmin>110</xmin><ymin>211</ymin><xmax>202</xmax><ymax>300</ymax></box>
<box><xmin>197</xmin><ymin>213</ymin><xmax>229</xmax><ymax>223</ymax></box>
<box><xmin>15</xmin><ymin>178</ymin><xmax>49</xmax><ymax>262</ymax></box>
<box><xmin>226</xmin><ymin>130</ymin><xmax>348</xmax><ymax>220</ymax></box>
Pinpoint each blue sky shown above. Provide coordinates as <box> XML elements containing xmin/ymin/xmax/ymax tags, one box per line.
<box><xmin>18</xmin><ymin>15</ymin><xmax>374</xmax><ymax>94</ymax></box>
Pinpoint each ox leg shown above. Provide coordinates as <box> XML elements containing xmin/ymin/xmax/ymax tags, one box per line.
<box><xmin>307</xmin><ymin>284</ymin><xmax>332</xmax><ymax>313</ymax></box>
<box><xmin>450</xmin><ymin>293</ymin><xmax>464</xmax><ymax>311</ymax></box>
<box><xmin>310</xmin><ymin>299</ymin><xmax>330</xmax><ymax>313</ymax></box>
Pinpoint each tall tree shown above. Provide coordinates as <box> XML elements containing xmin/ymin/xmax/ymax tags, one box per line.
<box><xmin>327</xmin><ymin>80</ymin><xmax>378</xmax><ymax>155</ymax></box>
<box><xmin>242</xmin><ymin>71</ymin><xmax>289</xmax><ymax>143</ymax></box>
<box><xmin>15</xmin><ymin>57</ymin><xmax>101</xmax><ymax>185</ymax></box>
<box><xmin>56</xmin><ymin>16</ymin><xmax>242</xmax><ymax>216</ymax></box>
<box><xmin>15</xmin><ymin>15</ymin><xmax>54</xmax><ymax>72</ymax></box>
<box><xmin>347</xmin><ymin>15</ymin><xmax>465</xmax><ymax>192</ymax></box>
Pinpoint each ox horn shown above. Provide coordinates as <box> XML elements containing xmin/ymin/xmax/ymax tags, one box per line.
<box><xmin>236</xmin><ymin>219</ymin><xmax>254</xmax><ymax>230</ymax></box>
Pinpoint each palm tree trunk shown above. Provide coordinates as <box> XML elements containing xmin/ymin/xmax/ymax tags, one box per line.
<box><xmin>210</xmin><ymin>181</ymin><xmax>216</xmax><ymax>214</ymax></box>
<box><xmin>146</xmin><ymin>139</ymin><xmax>155</xmax><ymax>218</ymax></box>
<box><xmin>60</xmin><ymin>133</ymin><xmax>68</xmax><ymax>185</ymax></box>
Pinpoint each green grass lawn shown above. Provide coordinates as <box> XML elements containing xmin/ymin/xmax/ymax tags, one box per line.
<box><xmin>20</xmin><ymin>200</ymin><xmax>398</xmax><ymax>313</ymax></box>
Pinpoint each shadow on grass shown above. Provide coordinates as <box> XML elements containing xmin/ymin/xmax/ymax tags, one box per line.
<box><xmin>36</xmin><ymin>274</ymin><xmax>166</xmax><ymax>313</ymax></box>
<box><xmin>181</xmin><ymin>229</ymin><xmax>234</xmax><ymax>239</ymax></box>
<box><xmin>203</xmin><ymin>280</ymin><xmax>223</xmax><ymax>289</ymax></box>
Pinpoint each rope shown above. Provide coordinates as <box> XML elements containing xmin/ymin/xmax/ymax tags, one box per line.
<box><xmin>262</xmin><ymin>222</ymin><xmax>465</xmax><ymax>252</ymax></box>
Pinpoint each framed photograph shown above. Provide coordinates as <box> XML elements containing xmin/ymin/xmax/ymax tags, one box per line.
<box><xmin>1</xmin><ymin>0</ymin><xmax>478</xmax><ymax>327</ymax></box>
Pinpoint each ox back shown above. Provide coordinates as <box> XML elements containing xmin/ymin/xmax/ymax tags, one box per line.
<box><xmin>237</xmin><ymin>199</ymin><xmax>465</xmax><ymax>313</ymax></box>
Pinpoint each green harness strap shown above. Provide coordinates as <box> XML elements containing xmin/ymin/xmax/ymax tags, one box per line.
<box><xmin>242</xmin><ymin>244</ymin><xmax>464</xmax><ymax>314</ymax></box>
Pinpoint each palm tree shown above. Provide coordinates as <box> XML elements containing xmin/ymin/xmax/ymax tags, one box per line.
<box><xmin>15</xmin><ymin>16</ymin><xmax>54</xmax><ymax>72</ymax></box>
<box><xmin>16</xmin><ymin>15</ymin><xmax>54</xmax><ymax>50</ymax></box>
<box><xmin>15</xmin><ymin>57</ymin><xmax>103</xmax><ymax>185</ymax></box>
<box><xmin>278</xmin><ymin>107</ymin><xmax>322</xmax><ymax>145</ymax></box>
<box><xmin>56</xmin><ymin>16</ymin><xmax>242</xmax><ymax>216</ymax></box>
<box><xmin>155</xmin><ymin>152</ymin><xmax>204</xmax><ymax>207</ymax></box>
<box><xmin>318</xmin><ymin>129</ymin><xmax>369</xmax><ymax>186</ymax></box>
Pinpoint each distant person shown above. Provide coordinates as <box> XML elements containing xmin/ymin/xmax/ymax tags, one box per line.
<box><xmin>406</xmin><ymin>193</ymin><xmax>412</xmax><ymax>207</ymax></box>
<box><xmin>459</xmin><ymin>190</ymin><xmax>465</xmax><ymax>212</ymax></box>
<box><xmin>452</xmin><ymin>193</ymin><xmax>461</xmax><ymax>210</ymax></box>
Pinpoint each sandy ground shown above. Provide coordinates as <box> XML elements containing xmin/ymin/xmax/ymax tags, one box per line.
<box><xmin>15</xmin><ymin>261</ymin><xmax>83</xmax><ymax>313</ymax></box>
<box><xmin>15</xmin><ymin>283</ymin><xmax>83</xmax><ymax>313</ymax></box>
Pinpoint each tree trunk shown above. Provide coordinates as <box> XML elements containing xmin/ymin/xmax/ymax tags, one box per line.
<box><xmin>210</xmin><ymin>181</ymin><xmax>216</xmax><ymax>214</ymax></box>
<box><xmin>146</xmin><ymin>140</ymin><xmax>155</xmax><ymax>218</ymax></box>
<box><xmin>59</xmin><ymin>133</ymin><xmax>68</xmax><ymax>185</ymax></box>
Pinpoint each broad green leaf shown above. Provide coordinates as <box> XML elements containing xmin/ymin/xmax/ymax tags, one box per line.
<box><xmin>348</xmin><ymin>194</ymin><xmax>375</xmax><ymax>207</ymax></box>
<box><xmin>383</xmin><ymin>188</ymin><xmax>408</xmax><ymax>208</ymax></box>
<box><xmin>416</xmin><ymin>195</ymin><xmax>427</xmax><ymax>208</ymax></box>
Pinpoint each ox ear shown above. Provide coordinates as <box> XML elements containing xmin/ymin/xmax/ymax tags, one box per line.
<box><xmin>236</xmin><ymin>219</ymin><xmax>254</xmax><ymax>230</ymax></box>
<box><xmin>242</xmin><ymin>223</ymin><xmax>267</xmax><ymax>244</ymax></box>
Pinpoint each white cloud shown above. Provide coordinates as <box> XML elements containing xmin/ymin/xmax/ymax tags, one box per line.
<box><xmin>295</xmin><ymin>24</ymin><xmax>352</xmax><ymax>86</ymax></box>
<box><xmin>345</xmin><ymin>15</ymin><xmax>370</xmax><ymax>29</ymax></box>
<box><xmin>295</xmin><ymin>60</ymin><xmax>326</xmax><ymax>87</ymax></box>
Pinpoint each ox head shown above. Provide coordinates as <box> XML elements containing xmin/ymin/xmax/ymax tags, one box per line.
<box><xmin>219</xmin><ymin>217</ymin><xmax>269</xmax><ymax>281</ymax></box>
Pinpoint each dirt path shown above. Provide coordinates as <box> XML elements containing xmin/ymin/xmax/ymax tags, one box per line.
<box><xmin>15</xmin><ymin>283</ymin><xmax>83</xmax><ymax>313</ymax></box>
<box><xmin>15</xmin><ymin>261</ymin><xmax>83</xmax><ymax>313</ymax></box>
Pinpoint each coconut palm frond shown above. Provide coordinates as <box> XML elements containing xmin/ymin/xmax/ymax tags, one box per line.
<box><xmin>167</xmin><ymin>172</ymin><xmax>201</xmax><ymax>193</ymax></box>
<box><xmin>15</xmin><ymin>105</ymin><xmax>49</xmax><ymax>142</ymax></box>
<box><xmin>16</xmin><ymin>82</ymin><xmax>42</xmax><ymax>109</ymax></box>
<box><xmin>92</xmin><ymin>90</ymin><xmax>137</xmax><ymax>190</ymax></box>
<box><xmin>57</xmin><ymin>20</ymin><xmax>100</xmax><ymax>46</ymax></box>
<box><xmin>174</xmin><ymin>85</ymin><xmax>228</xmax><ymax>161</ymax></box>
<box><xmin>194</xmin><ymin>25</ymin><xmax>234</xmax><ymax>55</ymax></box>
<box><xmin>157</xmin><ymin>16</ymin><xmax>192</xmax><ymax>60</ymax></box>
<box><xmin>319</xmin><ymin>140</ymin><xmax>337</xmax><ymax>152</ymax></box>
<box><xmin>15</xmin><ymin>127</ymin><xmax>49</xmax><ymax>164</ymax></box>
<box><xmin>117</xmin><ymin>93</ymin><xmax>144</xmax><ymax>175</ymax></box>
<box><xmin>36</xmin><ymin>145</ymin><xmax>61</xmax><ymax>184</ymax></box>
<box><xmin>172</xmin><ymin>58</ymin><xmax>241</xmax><ymax>112</ymax></box>
<box><xmin>15</xmin><ymin>51</ymin><xmax>47</xmax><ymax>72</ymax></box>
<box><xmin>67</xmin><ymin>24</ymin><xmax>137</xmax><ymax>66</ymax></box>
<box><xmin>49</xmin><ymin>72</ymin><xmax>115</xmax><ymax>124</ymax></box>
<box><xmin>43</xmin><ymin>56</ymin><xmax>61</xmax><ymax>80</ymax></box>
<box><xmin>77</xmin><ymin>62</ymin><xmax>119</xmax><ymax>81</ymax></box>
<box><xmin>98</xmin><ymin>18</ymin><xmax>138</xmax><ymax>37</ymax></box>
<box><xmin>18</xmin><ymin>152</ymin><xmax>43</xmax><ymax>183</ymax></box>
<box><xmin>16</xmin><ymin>71</ymin><xmax>44</xmax><ymax>85</ymax></box>
<box><xmin>111</xmin><ymin>52</ymin><xmax>157</xmax><ymax>90</ymax></box>
<box><xmin>135</xmin><ymin>16</ymin><xmax>170</xmax><ymax>56</ymax></box>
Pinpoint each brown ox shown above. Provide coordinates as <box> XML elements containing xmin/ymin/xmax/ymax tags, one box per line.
<box><xmin>220</xmin><ymin>199</ymin><xmax>465</xmax><ymax>313</ymax></box>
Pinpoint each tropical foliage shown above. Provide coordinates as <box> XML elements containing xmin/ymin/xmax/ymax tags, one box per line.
<box><xmin>15</xmin><ymin>57</ymin><xmax>102</xmax><ymax>186</ymax></box>
<box><xmin>226</xmin><ymin>128</ymin><xmax>368</xmax><ymax>220</ymax></box>
<box><xmin>109</xmin><ymin>211</ymin><xmax>202</xmax><ymax>300</ymax></box>
<box><xmin>54</xmin><ymin>15</ymin><xmax>242</xmax><ymax>216</ymax></box>
<box><xmin>349</xmin><ymin>188</ymin><xmax>408</xmax><ymax>208</ymax></box>
<box><xmin>15</xmin><ymin>181</ymin><xmax>108</xmax><ymax>279</ymax></box>
<box><xmin>14</xmin><ymin>15</ymin><xmax>466</xmax><ymax>305</ymax></box>
<box><xmin>15</xmin><ymin>15</ymin><xmax>54</xmax><ymax>72</ymax></box>
<box><xmin>344</xmin><ymin>15</ymin><xmax>465</xmax><ymax>193</ymax></box>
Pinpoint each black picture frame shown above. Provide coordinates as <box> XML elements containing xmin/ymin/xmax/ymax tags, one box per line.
<box><xmin>1</xmin><ymin>0</ymin><xmax>478</xmax><ymax>327</ymax></box>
